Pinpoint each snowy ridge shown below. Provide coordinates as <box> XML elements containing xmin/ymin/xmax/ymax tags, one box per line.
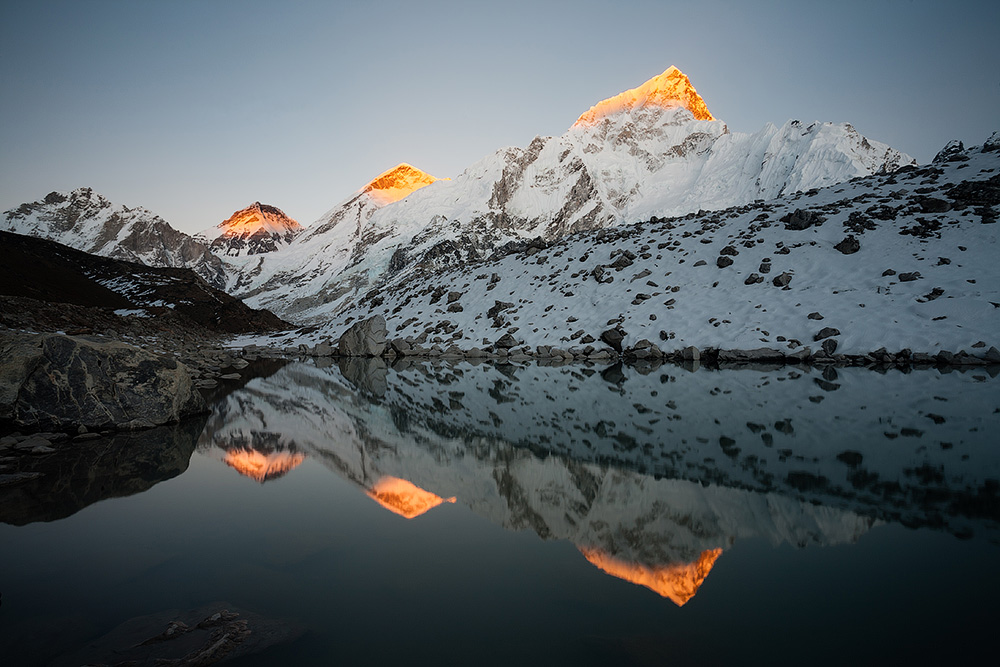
<box><xmin>234</xmin><ymin>67</ymin><xmax>913</xmax><ymax>322</ymax></box>
<box><xmin>1</xmin><ymin>188</ymin><xmax>227</xmax><ymax>289</ymax></box>
<box><xmin>256</xmin><ymin>135</ymin><xmax>997</xmax><ymax>357</ymax></box>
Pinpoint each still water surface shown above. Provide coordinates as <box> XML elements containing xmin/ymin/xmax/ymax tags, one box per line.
<box><xmin>1</xmin><ymin>359</ymin><xmax>998</xmax><ymax>665</ymax></box>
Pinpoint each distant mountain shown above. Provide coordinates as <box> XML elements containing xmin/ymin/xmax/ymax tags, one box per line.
<box><xmin>225</xmin><ymin>163</ymin><xmax>445</xmax><ymax>300</ymax></box>
<box><xmin>1</xmin><ymin>188</ymin><xmax>227</xmax><ymax>289</ymax></box>
<box><xmin>195</xmin><ymin>202</ymin><xmax>303</xmax><ymax>257</ymax></box>
<box><xmin>233</xmin><ymin>66</ymin><xmax>914</xmax><ymax>322</ymax></box>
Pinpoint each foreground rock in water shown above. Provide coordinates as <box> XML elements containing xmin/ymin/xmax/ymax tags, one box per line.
<box><xmin>0</xmin><ymin>331</ymin><xmax>206</xmax><ymax>431</ymax></box>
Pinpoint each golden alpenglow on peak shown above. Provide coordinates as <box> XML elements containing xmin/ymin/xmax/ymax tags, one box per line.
<box><xmin>362</xmin><ymin>163</ymin><xmax>447</xmax><ymax>206</ymax></box>
<box><xmin>573</xmin><ymin>66</ymin><xmax>714</xmax><ymax>127</ymax></box>
<box><xmin>579</xmin><ymin>547</ymin><xmax>723</xmax><ymax>606</ymax></box>
<box><xmin>365</xmin><ymin>476</ymin><xmax>457</xmax><ymax>519</ymax></box>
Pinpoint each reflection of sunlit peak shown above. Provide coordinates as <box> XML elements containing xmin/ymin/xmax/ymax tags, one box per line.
<box><xmin>223</xmin><ymin>449</ymin><xmax>306</xmax><ymax>483</ymax></box>
<box><xmin>573</xmin><ymin>66</ymin><xmax>714</xmax><ymax>128</ymax></box>
<box><xmin>366</xmin><ymin>476</ymin><xmax>457</xmax><ymax>519</ymax></box>
<box><xmin>362</xmin><ymin>163</ymin><xmax>447</xmax><ymax>206</ymax></box>
<box><xmin>580</xmin><ymin>547</ymin><xmax>723</xmax><ymax>607</ymax></box>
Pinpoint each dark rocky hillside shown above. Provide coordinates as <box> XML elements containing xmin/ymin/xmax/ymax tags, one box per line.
<box><xmin>0</xmin><ymin>230</ymin><xmax>289</xmax><ymax>336</ymax></box>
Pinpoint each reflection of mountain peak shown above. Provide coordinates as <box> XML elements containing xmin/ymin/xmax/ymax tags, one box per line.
<box><xmin>223</xmin><ymin>448</ymin><xmax>305</xmax><ymax>483</ymax></box>
<box><xmin>580</xmin><ymin>547</ymin><xmax>722</xmax><ymax>606</ymax></box>
<box><xmin>365</xmin><ymin>476</ymin><xmax>456</xmax><ymax>519</ymax></box>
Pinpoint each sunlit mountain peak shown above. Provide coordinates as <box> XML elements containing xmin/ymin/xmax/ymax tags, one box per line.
<box><xmin>362</xmin><ymin>163</ymin><xmax>447</xmax><ymax>206</ymax></box>
<box><xmin>214</xmin><ymin>202</ymin><xmax>302</xmax><ymax>238</ymax></box>
<box><xmin>573</xmin><ymin>65</ymin><xmax>714</xmax><ymax>127</ymax></box>
<box><xmin>366</xmin><ymin>476</ymin><xmax>457</xmax><ymax>519</ymax></box>
<box><xmin>580</xmin><ymin>547</ymin><xmax>723</xmax><ymax>606</ymax></box>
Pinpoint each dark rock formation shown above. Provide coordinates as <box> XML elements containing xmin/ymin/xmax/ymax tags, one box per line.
<box><xmin>1</xmin><ymin>331</ymin><xmax>206</xmax><ymax>431</ymax></box>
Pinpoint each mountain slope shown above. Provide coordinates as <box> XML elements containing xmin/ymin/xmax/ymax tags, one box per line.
<box><xmin>0</xmin><ymin>230</ymin><xmax>288</xmax><ymax>335</ymax></box>
<box><xmin>256</xmin><ymin>132</ymin><xmax>998</xmax><ymax>357</ymax></box>
<box><xmin>2</xmin><ymin>188</ymin><xmax>227</xmax><ymax>289</ymax></box>
<box><xmin>236</xmin><ymin>66</ymin><xmax>913</xmax><ymax>323</ymax></box>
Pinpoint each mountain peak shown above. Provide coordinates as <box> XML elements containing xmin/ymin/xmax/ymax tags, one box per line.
<box><xmin>362</xmin><ymin>163</ymin><xmax>445</xmax><ymax>206</ymax></box>
<box><xmin>573</xmin><ymin>66</ymin><xmax>714</xmax><ymax>128</ymax></box>
<box><xmin>216</xmin><ymin>202</ymin><xmax>301</xmax><ymax>238</ymax></box>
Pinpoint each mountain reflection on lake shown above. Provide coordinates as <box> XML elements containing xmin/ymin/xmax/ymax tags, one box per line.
<box><xmin>2</xmin><ymin>359</ymin><xmax>998</xmax><ymax>665</ymax></box>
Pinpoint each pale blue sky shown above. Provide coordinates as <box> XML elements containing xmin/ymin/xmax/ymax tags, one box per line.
<box><xmin>1</xmin><ymin>0</ymin><xmax>997</xmax><ymax>233</ymax></box>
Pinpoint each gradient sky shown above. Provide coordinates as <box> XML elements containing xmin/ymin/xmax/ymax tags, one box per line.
<box><xmin>2</xmin><ymin>0</ymin><xmax>997</xmax><ymax>234</ymax></box>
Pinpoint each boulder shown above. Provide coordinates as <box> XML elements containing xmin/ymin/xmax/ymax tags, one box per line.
<box><xmin>337</xmin><ymin>315</ymin><xmax>388</xmax><ymax>357</ymax></box>
<box><xmin>834</xmin><ymin>236</ymin><xmax>861</xmax><ymax>255</ymax></box>
<box><xmin>0</xmin><ymin>332</ymin><xmax>205</xmax><ymax>431</ymax></box>
<box><xmin>494</xmin><ymin>333</ymin><xmax>519</xmax><ymax>349</ymax></box>
<box><xmin>600</xmin><ymin>328</ymin><xmax>625</xmax><ymax>353</ymax></box>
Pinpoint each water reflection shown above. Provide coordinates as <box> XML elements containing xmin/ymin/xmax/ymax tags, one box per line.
<box><xmin>197</xmin><ymin>358</ymin><xmax>1000</xmax><ymax>603</ymax></box>
<box><xmin>366</xmin><ymin>476</ymin><xmax>457</xmax><ymax>519</ymax></box>
<box><xmin>0</xmin><ymin>417</ymin><xmax>205</xmax><ymax>526</ymax></box>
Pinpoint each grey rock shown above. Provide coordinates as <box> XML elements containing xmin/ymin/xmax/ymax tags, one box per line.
<box><xmin>338</xmin><ymin>315</ymin><xmax>388</xmax><ymax>357</ymax></box>
<box><xmin>985</xmin><ymin>346</ymin><xmax>1000</xmax><ymax>362</ymax></box>
<box><xmin>813</xmin><ymin>327</ymin><xmax>841</xmax><ymax>341</ymax></box>
<box><xmin>0</xmin><ymin>332</ymin><xmax>205</xmax><ymax>432</ymax></box>
<box><xmin>898</xmin><ymin>272</ymin><xmax>921</xmax><ymax>282</ymax></box>
<box><xmin>600</xmin><ymin>328</ymin><xmax>625</xmax><ymax>353</ymax></box>
<box><xmin>834</xmin><ymin>236</ymin><xmax>861</xmax><ymax>254</ymax></box>
<box><xmin>681</xmin><ymin>346</ymin><xmax>700</xmax><ymax>361</ymax></box>
<box><xmin>822</xmin><ymin>338</ymin><xmax>839</xmax><ymax>355</ymax></box>
<box><xmin>772</xmin><ymin>272</ymin><xmax>793</xmax><ymax>287</ymax></box>
<box><xmin>717</xmin><ymin>348</ymin><xmax>786</xmax><ymax>362</ymax></box>
<box><xmin>716</xmin><ymin>256</ymin><xmax>734</xmax><ymax>268</ymax></box>
<box><xmin>494</xmin><ymin>333</ymin><xmax>519</xmax><ymax>349</ymax></box>
<box><xmin>782</xmin><ymin>208</ymin><xmax>825</xmax><ymax>230</ymax></box>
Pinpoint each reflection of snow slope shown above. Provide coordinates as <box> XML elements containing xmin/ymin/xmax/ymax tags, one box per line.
<box><xmin>200</xmin><ymin>360</ymin><xmax>1000</xmax><ymax>593</ymax></box>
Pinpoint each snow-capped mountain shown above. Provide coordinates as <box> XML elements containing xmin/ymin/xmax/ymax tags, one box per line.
<box><xmin>1</xmin><ymin>188</ymin><xmax>227</xmax><ymax>289</ymax></box>
<box><xmin>235</xmin><ymin>66</ymin><xmax>914</xmax><ymax>322</ymax></box>
<box><xmin>226</xmin><ymin>163</ymin><xmax>445</xmax><ymax>299</ymax></box>
<box><xmin>195</xmin><ymin>202</ymin><xmax>302</xmax><ymax>257</ymax></box>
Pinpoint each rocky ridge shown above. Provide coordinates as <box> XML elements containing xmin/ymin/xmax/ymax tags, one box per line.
<box><xmin>1</xmin><ymin>187</ymin><xmax>227</xmax><ymax>289</ymax></box>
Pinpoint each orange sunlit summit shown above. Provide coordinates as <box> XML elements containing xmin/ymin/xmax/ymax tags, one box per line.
<box><xmin>573</xmin><ymin>65</ymin><xmax>714</xmax><ymax>127</ymax></box>
<box><xmin>362</xmin><ymin>163</ymin><xmax>447</xmax><ymax>206</ymax></box>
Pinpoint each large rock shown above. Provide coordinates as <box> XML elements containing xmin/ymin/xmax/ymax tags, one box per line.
<box><xmin>0</xmin><ymin>332</ymin><xmax>205</xmax><ymax>431</ymax></box>
<box><xmin>337</xmin><ymin>315</ymin><xmax>388</xmax><ymax>357</ymax></box>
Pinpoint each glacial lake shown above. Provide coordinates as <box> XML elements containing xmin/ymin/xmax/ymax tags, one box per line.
<box><xmin>1</xmin><ymin>358</ymin><xmax>998</xmax><ymax>665</ymax></box>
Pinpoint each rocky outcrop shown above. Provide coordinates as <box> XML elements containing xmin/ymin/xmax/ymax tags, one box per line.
<box><xmin>337</xmin><ymin>315</ymin><xmax>388</xmax><ymax>357</ymax></box>
<box><xmin>1</xmin><ymin>332</ymin><xmax>206</xmax><ymax>431</ymax></box>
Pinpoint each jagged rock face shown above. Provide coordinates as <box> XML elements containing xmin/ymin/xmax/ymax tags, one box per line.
<box><xmin>0</xmin><ymin>331</ymin><xmax>206</xmax><ymax>431</ymax></box>
<box><xmin>1</xmin><ymin>188</ymin><xmax>227</xmax><ymax>289</ymax></box>
<box><xmin>197</xmin><ymin>202</ymin><xmax>303</xmax><ymax>257</ymax></box>
<box><xmin>235</xmin><ymin>67</ymin><xmax>914</xmax><ymax>324</ymax></box>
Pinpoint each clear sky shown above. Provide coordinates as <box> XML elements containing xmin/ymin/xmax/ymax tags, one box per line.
<box><xmin>1</xmin><ymin>0</ymin><xmax>997</xmax><ymax>234</ymax></box>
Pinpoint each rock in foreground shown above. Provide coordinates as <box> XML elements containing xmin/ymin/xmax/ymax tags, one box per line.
<box><xmin>1</xmin><ymin>331</ymin><xmax>206</xmax><ymax>431</ymax></box>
